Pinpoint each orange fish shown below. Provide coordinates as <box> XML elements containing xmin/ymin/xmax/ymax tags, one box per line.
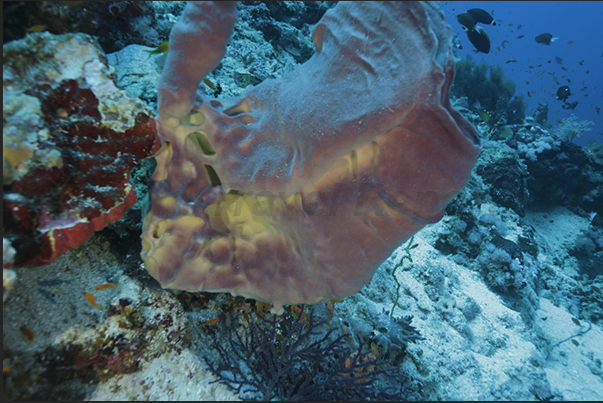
<box><xmin>19</xmin><ymin>325</ymin><xmax>35</xmax><ymax>345</ymax></box>
<box><xmin>199</xmin><ymin>318</ymin><xmax>220</xmax><ymax>327</ymax></box>
<box><xmin>255</xmin><ymin>300</ymin><xmax>271</xmax><ymax>314</ymax></box>
<box><xmin>25</xmin><ymin>24</ymin><xmax>47</xmax><ymax>33</ymax></box>
<box><xmin>203</xmin><ymin>78</ymin><xmax>216</xmax><ymax>90</ymax></box>
<box><xmin>291</xmin><ymin>305</ymin><xmax>309</xmax><ymax>326</ymax></box>
<box><xmin>83</xmin><ymin>292</ymin><xmax>101</xmax><ymax>309</ymax></box>
<box><xmin>144</xmin><ymin>41</ymin><xmax>169</xmax><ymax>58</ymax></box>
<box><xmin>93</xmin><ymin>283</ymin><xmax>118</xmax><ymax>290</ymax></box>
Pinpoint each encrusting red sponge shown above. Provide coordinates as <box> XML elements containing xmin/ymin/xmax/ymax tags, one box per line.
<box><xmin>3</xmin><ymin>33</ymin><xmax>160</xmax><ymax>267</ymax></box>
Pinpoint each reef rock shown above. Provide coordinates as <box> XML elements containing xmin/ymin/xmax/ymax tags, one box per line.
<box><xmin>3</xmin><ymin>32</ymin><xmax>160</xmax><ymax>267</ymax></box>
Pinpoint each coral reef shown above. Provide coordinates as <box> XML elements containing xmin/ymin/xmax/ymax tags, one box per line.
<box><xmin>551</xmin><ymin>114</ymin><xmax>595</xmax><ymax>143</ymax></box>
<box><xmin>451</xmin><ymin>59</ymin><xmax>527</xmax><ymax>125</ymax></box>
<box><xmin>142</xmin><ymin>1</ymin><xmax>481</xmax><ymax>311</ymax></box>
<box><xmin>3</xmin><ymin>32</ymin><xmax>160</xmax><ymax>267</ymax></box>
<box><xmin>3</xmin><ymin>2</ymin><xmax>603</xmax><ymax>401</ymax></box>
<box><xmin>2</xmin><ymin>1</ymin><xmax>161</xmax><ymax>53</ymax></box>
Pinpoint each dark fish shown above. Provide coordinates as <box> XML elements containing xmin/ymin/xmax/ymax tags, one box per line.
<box><xmin>556</xmin><ymin>86</ymin><xmax>571</xmax><ymax>101</ymax></box>
<box><xmin>466</xmin><ymin>28</ymin><xmax>491</xmax><ymax>54</ymax></box>
<box><xmin>535</xmin><ymin>33</ymin><xmax>555</xmax><ymax>45</ymax></box>
<box><xmin>595</xmin><ymin>106</ymin><xmax>600</xmax><ymax>114</ymax></box>
<box><xmin>456</xmin><ymin>13</ymin><xmax>477</xmax><ymax>31</ymax></box>
<box><xmin>578</xmin><ymin>60</ymin><xmax>585</xmax><ymax>66</ymax></box>
<box><xmin>557</xmin><ymin>87</ymin><xmax>573</xmax><ymax>99</ymax></box>
<box><xmin>562</xmin><ymin>101</ymin><xmax>578</xmax><ymax>110</ymax></box>
<box><xmin>505</xmin><ymin>59</ymin><xmax>517</xmax><ymax>64</ymax></box>
<box><xmin>517</xmin><ymin>24</ymin><xmax>523</xmax><ymax>30</ymax></box>
<box><xmin>555</xmin><ymin>56</ymin><xmax>563</xmax><ymax>64</ymax></box>
<box><xmin>38</xmin><ymin>288</ymin><xmax>59</xmax><ymax>305</ymax></box>
<box><xmin>527</xmin><ymin>91</ymin><xmax>531</xmax><ymax>98</ymax></box>
<box><xmin>528</xmin><ymin>66</ymin><xmax>534</xmax><ymax>69</ymax></box>
<box><xmin>467</xmin><ymin>8</ymin><xmax>496</xmax><ymax>25</ymax></box>
<box><xmin>517</xmin><ymin>35</ymin><xmax>525</xmax><ymax>39</ymax></box>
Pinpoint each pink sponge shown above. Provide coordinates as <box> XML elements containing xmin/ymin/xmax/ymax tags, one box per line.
<box><xmin>142</xmin><ymin>2</ymin><xmax>481</xmax><ymax>313</ymax></box>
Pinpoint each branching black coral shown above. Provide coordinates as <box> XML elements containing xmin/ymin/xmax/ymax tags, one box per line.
<box><xmin>203</xmin><ymin>305</ymin><xmax>416</xmax><ymax>401</ymax></box>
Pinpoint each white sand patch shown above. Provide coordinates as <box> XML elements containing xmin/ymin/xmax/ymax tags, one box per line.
<box><xmin>89</xmin><ymin>349</ymin><xmax>239</xmax><ymax>401</ymax></box>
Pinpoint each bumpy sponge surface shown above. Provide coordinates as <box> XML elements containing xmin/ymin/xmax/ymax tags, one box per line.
<box><xmin>142</xmin><ymin>2</ymin><xmax>481</xmax><ymax>313</ymax></box>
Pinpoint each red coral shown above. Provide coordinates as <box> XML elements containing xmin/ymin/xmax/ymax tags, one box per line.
<box><xmin>3</xmin><ymin>79</ymin><xmax>159</xmax><ymax>267</ymax></box>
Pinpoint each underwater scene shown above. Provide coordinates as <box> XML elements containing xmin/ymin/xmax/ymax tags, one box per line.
<box><xmin>3</xmin><ymin>1</ymin><xmax>602</xmax><ymax>400</ymax></box>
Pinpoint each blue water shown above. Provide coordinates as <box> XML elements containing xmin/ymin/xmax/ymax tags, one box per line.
<box><xmin>440</xmin><ymin>1</ymin><xmax>603</xmax><ymax>146</ymax></box>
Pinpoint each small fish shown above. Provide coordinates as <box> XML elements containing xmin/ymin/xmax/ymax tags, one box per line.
<box><xmin>202</xmin><ymin>78</ymin><xmax>216</xmax><ymax>90</ymax></box>
<box><xmin>3</xmin><ymin>366</ymin><xmax>12</xmax><ymax>373</ymax></box>
<box><xmin>556</xmin><ymin>85</ymin><xmax>571</xmax><ymax>101</ymax></box>
<box><xmin>83</xmin><ymin>292</ymin><xmax>101</xmax><ymax>309</ymax></box>
<box><xmin>466</xmin><ymin>8</ymin><xmax>496</xmax><ymax>25</ymax></box>
<box><xmin>20</xmin><ymin>325</ymin><xmax>35</xmax><ymax>345</ymax></box>
<box><xmin>38</xmin><ymin>287</ymin><xmax>59</xmax><ymax>305</ymax></box>
<box><xmin>517</xmin><ymin>24</ymin><xmax>523</xmax><ymax>30</ymax></box>
<box><xmin>561</xmin><ymin>67</ymin><xmax>568</xmax><ymax>71</ymax></box>
<box><xmin>456</xmin><ymin>13</ymin><xmax>477</xmax><ymax>31</ymax></box>
<box><xmin>527</xmin><ymin>91</ymin><xmax>531</xmax><ymax>98</ymax></box>
<box><xmin>330</xmin><ymin>298</ymin><xmax>343</xmax><ymax>303</ymax></box>
<box><xmin>370</xmin><ymin>342</ymin><xmax>379</xmax><ymax>357</ymax></box>
<box><xmin>556</xmin><ymin>119</ymin><xmax>564</xmax><ymax>124</ymax></box>
<box><xmin>25</xmin><ymin>24</ymin><xmax>47</xmax><ymax>33</ymax></box>
<box><xmin>567</xmin><ymin>40</ymin><xmax>574</xmax><ymax>44</ymax></box>
<box><xmin>585</xmin><ymin>70</ymin><xmax>589</xmax><ymax>74</ymax></box>
<box><xmin>517</xmin><ymin>35</ymin><xmax>525</xmax><ymax>39</ymax></box>
<box><xmin>93</xmin><ymin>283</ymin><xmax>118</xmax><ymax>291</ymax></box>
<box><xmin>535</xmin><ymin>33</ymin><xmax>557</xmax><ymax>45</ymax></box>
<box><xmin>595</xmin><ymin>106</ymin><xmax>600</xmax><ymax>114</ymax></box>
<box><xmin>528</xmin><ymin>66</ymin><xmax>534</xmax><ymax>69</ymax></box>
<box><xmin>291</xmin><ymin>305</ymin><xmax>310</xmax><ymax>326</ymax></box>
<box><xmin>555</xmin><ymin>56</ymin><xmax>563</xmax><ymax>65</ymax></box>
<box><xmin>255</xmin><ymin>300</ymin><xmax>271</xmax><ymax>314</ymax></box>
<box><xmin>578</xmin><ymin>60</ymin><xmax>584</xmax><ymax>66</ymax></box>
<box><xmin>505</xmin><ymin>59</ymin><xmax>517</xmax><ymax>64</ymax></box>
<box><xmin>466</xmin><ymin>28</ymin><xmax>490</xmax><ymax>54</ymax></box>
<box><xmin>144</xmin><ymin>41</ymin><xmax>169</xmax><ymax>58</ymax></box>
<box><xmin>199</xmin><ymin>318</ymin><xmax>220</xmax><ymax>327</ymax></box>
<box><xmin>562</xmin><ymin>101</ymin><xmax>578</xmax><ymax>110</ymax></box>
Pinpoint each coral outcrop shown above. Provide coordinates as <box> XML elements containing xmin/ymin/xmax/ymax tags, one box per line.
<box><xmin>3</xmin><ymin>32</ymin><xmax>160</xmax><ymax>267</ymax></box>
